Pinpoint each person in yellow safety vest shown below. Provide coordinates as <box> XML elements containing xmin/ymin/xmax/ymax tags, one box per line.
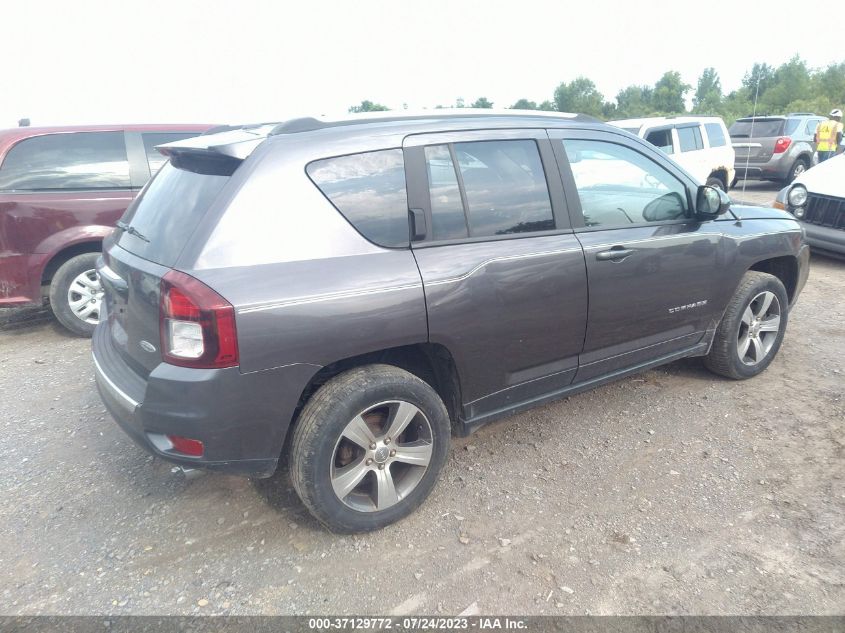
<box><xmin>815</xmin><ymin>109</ymin><xmax>843</xmax><ymax>162</ymax></box>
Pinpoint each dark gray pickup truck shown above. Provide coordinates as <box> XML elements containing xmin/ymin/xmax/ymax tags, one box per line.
<box><xmin>93</xmin><ymin>111</ymin><xmax>810</xmax><ymax>532</ymax></box>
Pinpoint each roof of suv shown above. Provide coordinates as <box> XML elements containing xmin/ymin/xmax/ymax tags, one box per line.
<box><xmin>159</xmin><ymin>109</ymin><xmax>604</xmax><ymax>160</ymax></box>
<box><xmin>609</xmin><ymin>116</ymin><xmax>725</xmax><ymax>130</ymax></box>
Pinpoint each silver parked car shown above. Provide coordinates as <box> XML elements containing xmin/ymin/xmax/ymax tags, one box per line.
<box><xmin>93</xmin><ymin>111</ymin><xmax>809</xmax><ymax>532</ymax></box>
<box><xmin>730</xmin><ymin>113</ymin><xmax>825</xmax><ymax>184</ymax></box>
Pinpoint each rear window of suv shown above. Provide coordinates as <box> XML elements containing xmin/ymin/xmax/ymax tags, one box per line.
<box><xmin>307</xmin><ymin>149</ymin><xmax>409</xmax><ymax>248</ymax></box>
<box><xmin>0</xmin><ymin>131</ymin><xmax>130</xmax><ymax>191</ymax></box>
<box><xmin>729</xmin><ymin>119</ymin><xmax>785</xmax><ymax>138</ymax></box>
<box><xmin>118</xmin><ymin>162</ymin><xmax>229</xmax><ymax>266</ymax></box>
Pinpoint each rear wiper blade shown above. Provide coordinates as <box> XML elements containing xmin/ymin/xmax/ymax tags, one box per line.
<box><xmin>115</xmin><ymin>220</ymin><xmax>150</xmax><ymax>243</ymax></box>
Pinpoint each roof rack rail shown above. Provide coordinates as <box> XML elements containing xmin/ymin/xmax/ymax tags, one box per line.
<box><xmin>786</xmin><ymin>112</ymin><xmax>817</xmax><ymax>116</ymax></box>
<box><xmin>268</xmin><ymin>111</ymin><xmax>601</xmax><ymax>137</ymax></box>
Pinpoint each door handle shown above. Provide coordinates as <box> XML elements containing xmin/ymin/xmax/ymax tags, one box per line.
<box><xmin>596</xmin><ymin>247</ymin><xmax>634</xmax><ymax>261</ymax></box>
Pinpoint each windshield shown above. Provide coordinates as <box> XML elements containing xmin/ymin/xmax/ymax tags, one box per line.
<box><xmin>729</xmin><ymin>119</ymin><xmax>785</xmax><ymax>138</ymax></box>
<box><xmin>117</xmin><ymin>162</ymin><xmax>230</xmax><ymax>266</ymax></box>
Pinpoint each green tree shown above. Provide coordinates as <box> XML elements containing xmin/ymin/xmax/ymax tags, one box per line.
<box><xmin>615</xmin><ymin>85</ymin><xmax>654</xmax><ymax>118</ymax></box>
<box><xmin>813</xmin><ymin>62</ymin><xmax>845</xmax><ymax>104</ymax></box>
<box><xmin>652</xmin><ymin>71</ymin><xmax>690</xmax><ymax>114</ymax></box>
<box><xmin>348</xmin><ymin>100</ymin><xmax>390</xmax><ymax>113</ymax></box>
<box><xmin>471</xmin><ymin>97</ymin><xmax>494</xmax><ymax>108</ymax></box>
<box><xmin>553</xmin><ymin>77</ymin><xmax>604</xmax><ymax>117</ymax></box>
<box><xmin>693</xmin><ymin>67</ymin><xmax>722</xmax><ymax>114</ymax></box>
<box><xmin>510</xmin><ymin>98</ymin><xmax>538</xmax><ymax>110</ymax></box>
<box><xmin>538</xmin><ymin>100</ymin><xmax>556</xmax><ymax>111</ymax></box>
<box><xmin>742</xmin><ymin>63</ymin><xmax>775</xmax><ymax>99</ymax></box>
<box><xmin>760</xmin><ymin>56</ymin><xmax>811</xmax><ymax>112</ymax></box>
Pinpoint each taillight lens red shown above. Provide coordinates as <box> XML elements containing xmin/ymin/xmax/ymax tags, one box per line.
<box><xmin>166</xmin><ymin>435</ymin><xmax>204</xmax><ymax>457</ymax></box>
<box><xmin>773</xmin><ymin>137</ymin><xmax>792</xmax><ymax>154</ymax></box>
<box><xmin>160</xmin><ymin>270</ymin><xmax>238</xmax><ymax>369</ymax></box>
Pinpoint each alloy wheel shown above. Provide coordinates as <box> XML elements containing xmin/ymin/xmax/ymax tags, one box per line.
<box><xmin>737</xmin><ymin>291</ymin><xmax>781</xmax><ymax>366</ymax></box>
<box><xmin>330</xmin><ymin>400</ymin><xmax>433</xmax><ymax>512</ymax></box>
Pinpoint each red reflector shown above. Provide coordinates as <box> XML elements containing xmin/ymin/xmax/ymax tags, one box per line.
<box><xmin>773</xmin><ymin>137</ymin><xmax>792</xmax><ymax>154</ymax></box>
<box><xmin>166</xmin><ymin>435</ymin><xmax>204</xmax><ymax>457</ymax></box>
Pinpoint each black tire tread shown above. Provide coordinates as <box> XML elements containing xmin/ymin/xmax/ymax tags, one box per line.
<box><xmin>48</xmin><ymin>252</ymin><xmax>101</xmax><ymax>337</ymax></box>
<box><xmin>704</xmin><ymin>271</ymin><xmax>786</xmax><ymax>380</ymax></box>
<box><xmin>289</xmin><ymin>364</ymin><xmax>448</xmax><ymax>533</ymax></box>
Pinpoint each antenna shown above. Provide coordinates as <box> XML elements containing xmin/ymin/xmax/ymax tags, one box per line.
<box><xmin>740</xmin><ymin>80</ymin><xmax>761</xmax><ymax>199</ymax></box>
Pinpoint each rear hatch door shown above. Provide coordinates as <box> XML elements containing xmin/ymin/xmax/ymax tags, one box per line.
<box><xmin>98</xmin><ymin>131</ymin><xmax>261</xmax><ymax>375</ymax></box>
<box><xmin>730</xmin><ymin>118</ymin><xmax>785</xmax><ymax>162</ymax></box>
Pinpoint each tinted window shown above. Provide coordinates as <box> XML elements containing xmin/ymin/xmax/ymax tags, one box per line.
<box><xmin>454</xmin><ymin>140</ymin><xmax>554</xmax><ymax>236</ymax></box>
<box><xmin>425</xmin><ymin>145</ymin><xmax>469</xmax><ymax>240</ymax></box>
<box><xmin>704</xmin><ymin>123</ymin><xmax>726</xmax><ymax>147</ymax></box>
<box><xmin>644</xmin><ymin>129</ymin><xmax>674</xmax><ymax>154</ymax></box>
<box><xmin>118</xmin><ymin>162</ymin><xmax>229</xmax><ymax>266</ymax></box>
<box><xmin>563</xmin><ymin>139</ymin><xmax>689</xmax><ymax>227</ymax></box>
<box><xmin>0</xmin><ymin>132</ymin><xmax>129</xmax><ymax>191</ymax></box>
<box><xmin>784</xmin><ymin>119</ymin><xmax>802</xmax><ymax>136</ymax></box>
<box><xmin>677</xmin><ymin>126</ymin><xmax>704</xmax><ymax>152</ymax></box>
<box><xmin>143</xmin><ymin>132</ymin><xmax>201</xmax><ymax>174</ymax></box>
<box><xmin>729</xmin><ymin>119</ymin><xmax>785</xmax><ymax>138</ymax></box>
<box><xmin>307</xmin><ymin>149</ymin><xmax>409</xmax><ymax>248</ymax></box>
<box><xmin>805</xmin><ymin>119</ymin><xmax>821</xmax><ymax>136</ymax></box>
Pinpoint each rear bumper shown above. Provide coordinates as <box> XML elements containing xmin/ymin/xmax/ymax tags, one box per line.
<box><xmin>801</xmin><ymin>223</ymin><xmax>845</xmax><ymax>259</ymax></box>
<box><xmin>92</xmin><ymin>321</ymin><xmax>320</xmax><ymax>477</ymax></box>
<box><xmin>734</xmin><ymin>160</ymin><xmax>788</xmax><ymax>181</ymax></box>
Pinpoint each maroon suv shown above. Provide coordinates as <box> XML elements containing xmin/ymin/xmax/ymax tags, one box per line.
<box><xmin>0</xmin><ymin>124</ymin><xmax>213</xmax><ymax>335</ymax></box>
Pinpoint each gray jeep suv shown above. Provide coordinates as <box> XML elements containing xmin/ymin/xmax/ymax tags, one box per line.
<box><xmin>93</xmin><ymin>111</ymin><xmax>810</xmax><ymax>532</ymax></box>
<box><xmin>730</xmin><ymin>113</ymin><xmax>825</xmax><ymax>184</ymax></box>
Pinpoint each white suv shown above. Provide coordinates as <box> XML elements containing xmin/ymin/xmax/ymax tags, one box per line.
<box><xmin>609</xmin><ymin>116</ymin><xmax>736</xmax><ymax>191</ymax></box>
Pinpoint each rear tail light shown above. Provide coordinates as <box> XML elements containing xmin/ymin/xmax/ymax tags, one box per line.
<box><xmin>166</xmin><ymin>434</ymin><xmax>204</xmax><ymax>457</ymax></box>
<box><xmin>160</xmin><ymin>270</ymin><xmax>238</xmax><ymax>368</ymax></box>
<box><xmin>773</xmin><ymin>137</ymin><xmax>792</xmax><ymax>153</ymax></box>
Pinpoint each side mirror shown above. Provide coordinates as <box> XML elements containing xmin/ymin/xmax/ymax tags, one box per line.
<box><xmin>695</xmin><ymin>185</ymin><xmax>730</xmax><ymax>219</ymax></box>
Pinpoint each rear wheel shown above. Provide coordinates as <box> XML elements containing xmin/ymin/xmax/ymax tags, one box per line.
<box><xmin>786</xmin><ymin>157</ymin><xmax>808</xmax><ymax>183</ymax></box>
<box><xmin>49</xmin><ymin>253</ymin><xmax>103</xmax><ymax>337</ymax></box>
<box><xmin>704</xmin><ymin>271</ymin><xmax>788</xmax><ymax>380</ymax></box>
<box><xmin>290</xmin><ymin>364</ymin><xmax>450</xmax><ymax>533</ymax></box>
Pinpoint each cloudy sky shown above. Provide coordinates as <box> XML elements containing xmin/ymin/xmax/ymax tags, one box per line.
<box><xmin>1</xmin><ymin>0</ymin><xmax>841</xmax><ymax>128</ymax></box>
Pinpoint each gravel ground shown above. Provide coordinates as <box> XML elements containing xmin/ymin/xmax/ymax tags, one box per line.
<box><xmin>2</xmin><ymin>182</ymin><xmax>843</xmax><ymax>616</ymax></box>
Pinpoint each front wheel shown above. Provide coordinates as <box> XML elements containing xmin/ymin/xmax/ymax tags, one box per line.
<box><xmin>49</xmin><ymin>252</ymin><xmax>103</xmax><ymax>337</ymax></box>
<box><xmin>704</xmin><ymin>271</ymin><xmax>788</xmax><ymax>379</ymax></box>
<box><xmin>290</xmin><ymin>364</ymin><xmax>450</xmax><ymax>533</ymax></box>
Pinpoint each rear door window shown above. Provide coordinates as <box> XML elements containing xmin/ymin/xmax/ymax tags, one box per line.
<box><xmin>677</xmin><ymin>126</ymin><xmax>704</xmax><ymax>152</ymax></box>
<box><xmin>307</xmin><ymin>149</ymin><xmax>409</xmax><ymax>248</ymax></box>
<box><xmin>644</xmin><ymin>128</ymin><xmax>674</xmax><ymax>154</ymax></box>
<box><xmin>0</xmin><ymin>131</ymin><xmax>130</xmax><ymax>191</ymax></box>
<box><xmin>704</xmin><ymin>123</ymin><xmax>726</xmax><ymax>147</ymax></box>
<box><xmin>422</xmin><ymin>139</ymin><xmax>555</xmax><ymax>240</ymax></box>
<box><xmin>142</xmin><ymin>132</ymin><xmax>203</xmax><ymax>173</ymax></box>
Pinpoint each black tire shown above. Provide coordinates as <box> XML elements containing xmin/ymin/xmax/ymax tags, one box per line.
<box><xmin>704</xmin><ymin>271</ymin><xmax>789</xmax><ymax>380</ymax></box>
<box><xmin>290</xmin><ymin>364</ymin><xmax>450</xmax><ymax>533</ymax></box>
<box><xmin>705</xmin><ymin>176</ymin><xmax>726</xmax><ymax>191</ymax></box>
<box><xmin>48</xmin><ymin>252</ymin><xmax>102</xmax><ymax>337</ymax></box>
<box><xmin>786</xmin><ymin>157</ymin><xmax>809</xmax><ymax>183</ymax></box>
